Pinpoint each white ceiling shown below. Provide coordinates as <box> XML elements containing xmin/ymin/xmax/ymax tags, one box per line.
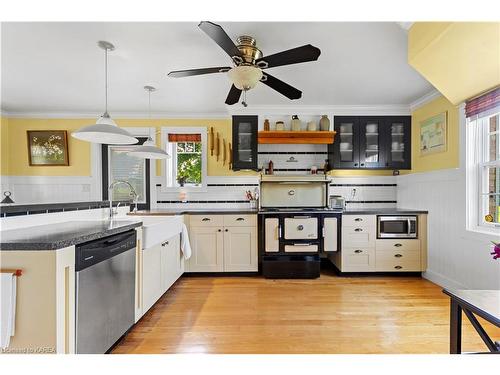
<box><xmin>1</xmin><ymin>22</ymin><xmax>434</xmax><ymax>115</ymax></box>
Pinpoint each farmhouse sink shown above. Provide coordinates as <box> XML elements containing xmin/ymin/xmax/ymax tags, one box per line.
<box><xmin>136</xmin><ymin>215</ymin><xmax>184</xmax><ymax>249</ymax></box>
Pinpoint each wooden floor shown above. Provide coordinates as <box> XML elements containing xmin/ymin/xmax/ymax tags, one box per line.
<box><xmin>112</xmin><ymin>270</ymin><xmax>499</xmax><ymax>354</ymax></box>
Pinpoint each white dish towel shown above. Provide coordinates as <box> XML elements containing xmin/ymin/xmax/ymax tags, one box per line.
<box><xmin>1</xmin><ymin>272</ymin><xmax>17</xmax><ymax>349</ymax></box>
<box><xmin>180</xmin><ymin>223</ymin><xmax>192</xmax><ymax>260</ymax></box>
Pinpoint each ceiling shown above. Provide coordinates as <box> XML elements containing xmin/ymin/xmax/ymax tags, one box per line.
<box><xmin>1</xmin><ymin>22</ymin><xmax>434</xmax><ymax>115</ymax></box>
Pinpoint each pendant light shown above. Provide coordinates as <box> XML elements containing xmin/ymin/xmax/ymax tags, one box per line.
<box><xmin>128</xmin><ymin>86</ymin><xmax>170</xmax><ymax>159</ymax></box>
<box><xmin>72</xmin><ymin>41</ymin><xmax>138</xmax><ymax>145</ymax></box>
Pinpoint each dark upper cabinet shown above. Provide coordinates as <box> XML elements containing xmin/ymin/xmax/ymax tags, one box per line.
<box><xmin>328</xmin><ymin>115</ymin><xmax>411</xmax><ymax>170</ymax></box>
<box><xmin>232</xmin><ymin>115</ymin><xmax>258</xmax><ymax>171</ymax></box>
<box><xmin>383</xmin><ymin>116</ymin><xmax>411</xmax><ymax>170</ymax></box>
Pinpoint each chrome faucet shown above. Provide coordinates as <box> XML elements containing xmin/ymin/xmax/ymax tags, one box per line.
<box><xmin>108</xmin><ymin>180</ymin><xmax>138</xmax><ymax>219</ymax></box>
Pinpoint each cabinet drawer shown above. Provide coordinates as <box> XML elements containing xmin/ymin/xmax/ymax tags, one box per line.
<box><xmin>342</xmin><ymin>215</ymin><xmax>376</xmax><ymax>228</ymax></box>
<box><xmin>284</xmin><ymin>244</ymin><xmax>319</xmax><ymax>253</ymax></box>
<box><xmin>189</xmin><ymin>215</ymin><xmax>224</xmax><ymax>227</ymax></box>
<box><xmin>376</xmin><ymin>239</ymin><xmax>420</xmax><ymax>252</ymax></box>
<box><xmin>223</xmin><ymin>214</ymin><xmax>257</xmax><ymax>227</ymax></box>
<box><xmin>341</xmin><ymin>247</ymin><xmax>375</xmax><ymax>271</ymax></box>
<box><xmin>376</xmin><ymin>251</ymin><xmax>421</xmax><ymax>272</ymax></box>
<box><xmin>342</xmin><ymin>226</ymin><xmax>376</xmax><ymax>248</ymax></box>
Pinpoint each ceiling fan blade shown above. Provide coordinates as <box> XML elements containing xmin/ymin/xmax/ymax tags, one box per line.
<box><xmin>225</xmin><ymin>85</ymin><xmax>242</xmax><ymax>105</ymax></box>
<box><xmin>168</xmin><ymin>67</ymin><xmax>231</xmax><ymax>78</ymax></box>
<box><xmin>256</xmin><ymin>44</ymin><xmax>321</xmax><ymax>69</ymax></box>
<box><xmin>198</xmin><ymin>21</ymin><xmax>242</xmax><ymax>59</ymax></box>
<box><xmin>261</xmin><ymin>73</ymin><xmax>302</xmax><ymax>100</ymax></box>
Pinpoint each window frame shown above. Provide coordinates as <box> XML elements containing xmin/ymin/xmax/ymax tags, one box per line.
<box><xmin>466</xmin><ymin>108</ymin><xmax>500</xmax><ymax>233</ymax></box>
<box><xmin>102</xmin><ymin>136</ymin><xmax>151</xmax><ymax>210</ymax></box>
<box><xmin>161</xmin><ymin>127</ymin><xmax>208</xmax><ymax>193</ymax></box>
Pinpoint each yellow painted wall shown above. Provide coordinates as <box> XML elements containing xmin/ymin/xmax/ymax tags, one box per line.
<box><xmin>0</xmin><ymin>117</ymin><xmax>10</xmax><ymax>175</ymax></box>
<box><xmin>409</xmin><ymin>22</ymin><xmax>500</xmax><ymax>105</ymax></box>
<box><xmin>405</xmin><ymin>95</ymin><xmax>459</xmax><ymax>174</ymax></box>
<box><xmin>1</xmin><ymin>116</ymin><xmax>395</xmax><ymax>178</ymax></box>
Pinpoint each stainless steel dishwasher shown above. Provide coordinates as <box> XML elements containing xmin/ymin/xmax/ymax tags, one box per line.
<box><xmin>75</xmin><ymin>230</ymin><xmax>136</xmax><ymax>354</ymax></box>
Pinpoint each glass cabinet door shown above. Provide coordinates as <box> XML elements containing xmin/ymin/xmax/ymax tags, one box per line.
<box><xmin>232</xmin><ymin>116</ymin><xmax>258</xmax><ymax>171</ymax></box>
<box><xmin>385</xmin><ymin>117</ymin><xmax>411</xmax><ymax>169</ymax></box>
<box><xmin>359</xmin><ymin>118</ymin><xmax>385</xmax><ymax>168</ymax></box>
<box><xmin>332</xmin><ymin>117</ymin><xmax>360</xmax><ymax>168</ymax></box>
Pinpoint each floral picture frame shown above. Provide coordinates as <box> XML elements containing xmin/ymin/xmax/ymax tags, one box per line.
<box><xmin>27</xmin><ymin>130</ymin><xmax>69</xmax><ymax>166</ymax></box>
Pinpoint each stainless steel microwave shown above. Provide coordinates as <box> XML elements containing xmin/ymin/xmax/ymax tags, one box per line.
<box><xmin>377</xmin><ymin>216</ymin><xmax>417</xmax><ymax>238</ymax></box>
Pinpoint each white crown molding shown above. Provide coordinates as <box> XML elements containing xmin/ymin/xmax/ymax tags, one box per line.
<box><xmin>227</xmin><ymin>104</ymin><xmax>411</xmax><ymax>116</ymax></box>
<box><xmin>0</xmin><ymin>110</ymin><xmax>231</xmax><ymax>119</ymax></box>
<box><xmin>409</xmin><ymin>89</ymin><xmax>442</xmax><ymax>112</ymax></box>
<box><xmin>3</xmin><ymin>104</ymin><xmax>414</xmax><ymax>119</ymax></box>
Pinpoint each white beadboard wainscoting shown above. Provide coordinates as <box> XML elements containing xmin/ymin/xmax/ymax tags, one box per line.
<box><xmin>0</xmin><ymin>175</ymin><xmax>98</xmax><ymax>204</ymax></box>
<box><xmin>397</xmin><ymin>168</ymin><xmax>500</xmax><ymax>290</ymax></box>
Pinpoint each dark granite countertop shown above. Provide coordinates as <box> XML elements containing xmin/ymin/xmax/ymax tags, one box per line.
<box><xmin>127</xmin><ymin>208</ymin><xmax>259</xmax><ymax>216</ymax></box>
<box><xmin>343</xmin><ymin>208</ymin><xmax>428</xmax><ymax>215</ymax></box>
<box><xmin>0</xmin><ymin>220</ymin><xmax>142</xmax><ymax>251</ymax></box>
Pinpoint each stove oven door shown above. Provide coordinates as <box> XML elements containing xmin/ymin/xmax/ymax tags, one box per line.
<box><xmin>284</xmin><ymin>216</ymin><xmax>318</xmax><ymax>240</ymax></box>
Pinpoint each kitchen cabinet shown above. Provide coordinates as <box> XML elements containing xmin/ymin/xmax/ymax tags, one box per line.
<box><xmin>142</xmin><ymin>242</ymin><xmax>162</xmax><ymax>313</ymax></box>
<box><xmin>232</xmin><ymin>115</ymin><xmax>258</xmax><ymax>171</ymax></box>
<box><xmin>223</xmin><ymin>226</ymin><xmax>258</xmax><ymax>271</ymax></box>
<box><xmin>142</xmin><ymin>233</ymin><xmax>184</xmax><ymax>316</ymax></box>
<box><xmin>328</xmin><ymin>116</ymin><xmax>411</xmax><ymax>170</ymax></box>
<box><xmin>322</xmin><ymin>217</ymin><xmax>339</xmax><ymax>252</ymax></box>
<box><xmin>188</xmin><ymin>226</ymin><xmax>224</xmax><ymax>272</ymax></box>
<box><xmin>330</xmin><ymin>214</ymin><xmax>428</xmax><ymax>273</ymax></box>
<box><xmin>187</xmin><ymin>214</ymin><xmax>258</xmax><ymax>272</ymax></box>
<box><xmin>160</xmin><ymin>234</ymin><xmax>184</xmax><ymax>292</ymax></box>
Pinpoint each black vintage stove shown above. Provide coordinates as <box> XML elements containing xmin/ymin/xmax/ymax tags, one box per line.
<box><xmin>257</xmin><ymin>207</ymin><xmax>342</xmax><ymax>279</ymax></box>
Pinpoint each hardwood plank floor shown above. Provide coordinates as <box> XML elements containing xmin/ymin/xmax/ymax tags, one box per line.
<box><xmin>112</xmin><ymin>271</ymin><xmax>499</xmax><ymax>354</ymax></box>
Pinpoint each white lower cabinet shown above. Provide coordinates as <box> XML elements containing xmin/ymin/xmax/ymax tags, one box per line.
<box><xmin>188</xmin><ymin>226</ymin><xmax>224</xmax><ymax>272</ymax></box>
<box><xmin>142</xmin><ymin>242</ymin><xmax>163</xmax><ymax>313</ymax></box>
<box><xmin>187</xmin><ymin>214</ymin><xmax>258</xmax><ymax>272</ymax></box>
<box><xmin>223</xmin><ymin>226</ymin><xmax>258</xmax><ymax>271</ymax></box>
<box><xmin>332</xmin><ymin>214</ymin><xmax>427</xmax><ymax>273</ymax></box>
<box><xmin>141</xmin><ymin>233</ymin><xmax>184</xmax><ymax>316</ymax></box>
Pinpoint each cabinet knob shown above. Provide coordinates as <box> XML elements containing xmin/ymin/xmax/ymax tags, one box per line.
<box><xmin>354</xmin><ymin>228</ymin><xmax>363</xmax><ymax>232</ymax></box>
<box><xmin>394</xmin><ymin>254</ymin><xmax>403</xmax><ymax>258</ymax></box>
<box><xmin>354</xmin><ymin>163</ymin><xmax>358</xmax><ymax>167</ymax></box>
<box><xmin>354</xmin><ymin>249</ymin><xmax>363</xmax><ymax>253</ymax></box>
<box><xmin>360</xmin><ymin>163</ymin><xmax>365</xmax><ymax>166</ymax></box>
<box><xmin>394</xmin><ymin>243</ymin><xmax>403</xmax><ymax>247</ymax></box>
<box><xmin>394</xmin><ymin>265</ymin><xmax>403</xmax><ymax>270</ymax></box>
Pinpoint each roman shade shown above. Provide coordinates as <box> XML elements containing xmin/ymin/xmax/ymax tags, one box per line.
<box><xmin>465</xmin><ymin>87</ymin><xmax>500</xmax><ymax>118</ymax></box>
<box><xmin>168</xmin><ymin>133</ymin><xmax>201</xmax><ymax>142</ymax></box>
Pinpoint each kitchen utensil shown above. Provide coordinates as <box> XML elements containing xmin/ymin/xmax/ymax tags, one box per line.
<box><xmin>223</xmin><ymin>139</ymin><xmax>227</xmax><ymax>165</ymax></box>
<box><xmin>215</xmin><ymin>132</ymin><xmax>220</xmax><ymax>161</ymax></box>
<box><xmin>209</xmin><ymin>127</ymin><xmax>214</xmax><ymax>156</ymax></box>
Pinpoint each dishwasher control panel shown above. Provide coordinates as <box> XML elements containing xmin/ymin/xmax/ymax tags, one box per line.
<box><xmin>75</xmin><ymin>230</ymin><xmax>136</xmax><ymax>271</ymax></box>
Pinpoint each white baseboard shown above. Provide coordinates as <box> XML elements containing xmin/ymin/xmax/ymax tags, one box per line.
<box><xmin>422</xmin><ymin>270</ymin><xmax>466</xmax><ymax>290</ymax></box>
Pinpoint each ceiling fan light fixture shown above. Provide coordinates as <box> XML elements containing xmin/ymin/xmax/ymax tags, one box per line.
<box><xmin>228</xmin><ymin>65</ymin><xmax>263</xmax><ymax>91</ymax></box>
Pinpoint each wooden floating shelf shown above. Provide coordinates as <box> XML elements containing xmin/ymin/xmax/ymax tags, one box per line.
<box><xmin>258</xmin><ymin>131</ymin><xmax>336</xmax><ymax>144</ymax></box>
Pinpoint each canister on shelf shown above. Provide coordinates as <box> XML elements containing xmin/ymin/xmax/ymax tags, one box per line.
<box><xmin>264</xmin><ymin>119</ymin><xmax>270</xmax><ymax>131</ymax></box>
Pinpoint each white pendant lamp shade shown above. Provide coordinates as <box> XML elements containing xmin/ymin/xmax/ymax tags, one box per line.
<box><xmin>72</xmin><ymin>113</ymin><xmax>138</xmax><ymax>145</ymax></box>
<box><xmin>228</xmin><ymin>65</ymin><xmax>263</xmax><ymax>91</ymax></box>
<box><xmin>128</xmin><ymin>137</ymin><xmax>170</xmax><ymax>159</ymax></box>
<box><xmin>128</xmin><ymin>86</ymin><xmax>170</xmax><ymax>159</ymax></box>
<box><xmin>72</xmin><ymin>41</ymin><xmax>138</xmax><ymax>145</ymax></box>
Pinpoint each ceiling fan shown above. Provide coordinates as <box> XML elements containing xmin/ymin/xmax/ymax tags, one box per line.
<box><xmin>167</xmin><ymin>21</ymin><xmax>321</xmax><ymax>106</ymax></box>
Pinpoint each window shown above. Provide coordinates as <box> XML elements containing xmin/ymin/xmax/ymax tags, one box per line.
<box><xmin>163</xmin><ymin>127</ymin><xmax>207</xmax><ymax>190</ymax></box>
<box><xmin>102</xmin><ymin>138</ymin><xmax>151</xmax><ymax>210</ymax></box>
<box><xmin>468</xmin><ymin>110</ymin><xmax>500</xmax><ymax>229</ymax></box>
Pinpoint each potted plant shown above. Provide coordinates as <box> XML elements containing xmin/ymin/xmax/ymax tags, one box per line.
<box><xmin>177</xmin><ymin>174</ymin><xmax>186</xmax><ymax>187</ymax></box>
